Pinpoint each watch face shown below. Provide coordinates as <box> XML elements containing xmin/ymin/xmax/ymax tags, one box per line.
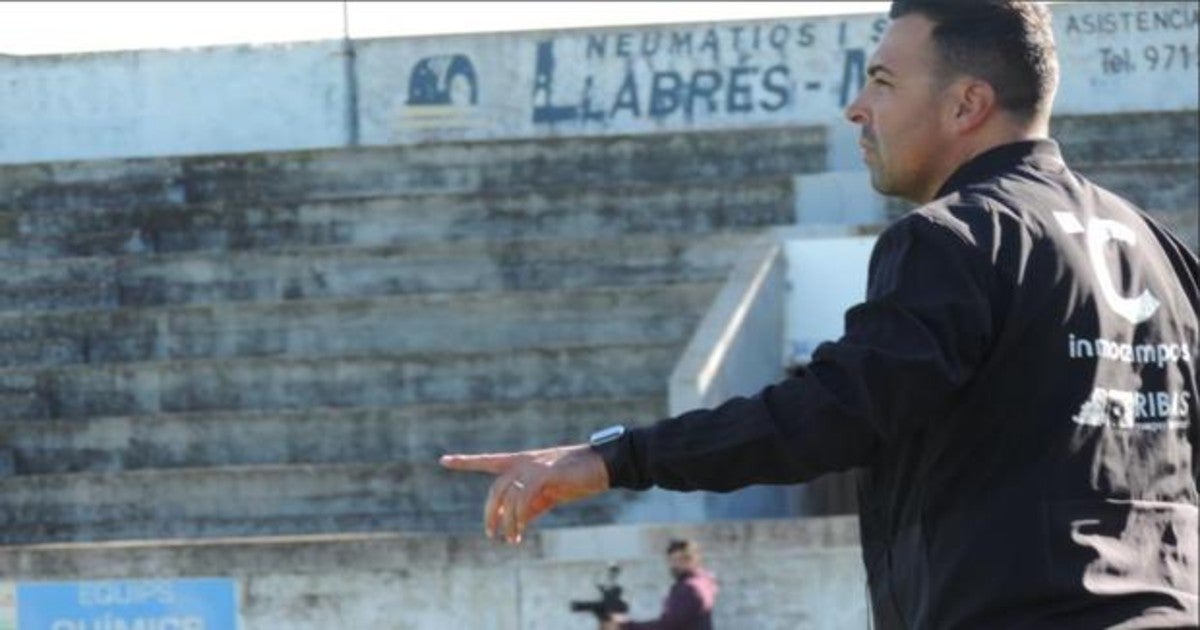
<box><xmin>590</xmin><ymin>425</ymin><xmax>625</xmax><ymax>446</ymax></box>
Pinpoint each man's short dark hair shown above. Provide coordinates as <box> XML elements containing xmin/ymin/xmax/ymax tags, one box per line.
<box><xmin>666</xmin><ymin>538</ymin><xmax>699</xmax><ymax>556</ymax></box>
<box><xmin>889</xmin><ymin>0</ymin><xmax>1059</xmax><ymax>121</ymax></box>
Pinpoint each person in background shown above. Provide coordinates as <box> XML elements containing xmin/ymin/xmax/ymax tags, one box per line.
<box><xmin>601</xmin><ymin>538</ymin><xmax>718</xmax><ymax>630</ymax></box>
<box><xmin>604</xmin><ymin>535</ymin><xmax>715</xmax><ymax>628</ymax></box>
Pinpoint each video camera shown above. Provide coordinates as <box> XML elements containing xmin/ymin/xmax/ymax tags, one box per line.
<box><xmin>569</xmin><ymin>563</ymin><xmax>630</xmax><ymax>621</ymax></box>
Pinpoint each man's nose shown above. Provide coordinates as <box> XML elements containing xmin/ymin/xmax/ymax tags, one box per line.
<box><xmin>844</xmin><ymin>92</ymin><xmax>868</xmax><ymax>125</ymax></box>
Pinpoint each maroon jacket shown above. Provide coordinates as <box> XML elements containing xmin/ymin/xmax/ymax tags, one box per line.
<box><xmin>622</xmin><ymin>569</ymin><xmax>717</xmax><ymax>630</ymax></box>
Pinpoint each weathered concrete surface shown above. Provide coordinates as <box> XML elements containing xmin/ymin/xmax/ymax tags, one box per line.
<box><xmin>0</xmin><ymin>283</ymin><xmax>719</xmax><ymax>367</ymax></box>
<box><xmin>0</xmin><ymin>342</ymin><xmax>680</xmax><ymax>421</ymax></box>
<box><xmin>1071</xmin><ymin>158</ymin><xmax>1198</xmax><ymax>224</ymax></box>
<box><xmin>0</xmin><ymin>41</ymin><xmax>348</xmax><ymax>164</ymax></box>
<box><xmin>0</xmin><ymin>231</ymin><xmax>753</xmax><ymax>311</ymax></box>
<box><xmin>1</xmin><ymin>3</ymin><xmax>1194</xmax><ymax>164</ymax></box>
<box><xmin>0</xmin><ymin>177</ymin><xmax>794</xmax><ymax>246</ymax></box>
<box><xmin>1053</xmin><ymin>111</ymin><xmax>1198</xmax><ymax>164</ymax></box>
<box><xmin>0</xmin><ymin>461</ymin><xmax>478</xmax><ymax>543</ymax></box>
<box><xmin>0</xmin><ymin>396</ymin><xmax>665</xmax><ymax>475</ymax></box>
<box><xmin>0</xmin><ymin>460</ymin><xmax>646</xmax><ymax>544</ymax></box>
<box><xmin>0</xmin><ymin>182</ymin><xmax>792</xmax><ymax>261</ymax></box>
<box><xmin>0</xmin><ymin>127</ymin><xmax>825</xmax><ymax>211</ymax></box>
<box><xmin>3</xmin><ymin>113</ymin><xmax>1189</xmax><ymax>255</ymax></box>
<box><xmin>0</xmin><ymin>516</ymin><xmax>867</xmax><ymax>629</ymax></box>
<box><xmin>0</xmin><ymin>130</ymin><xmax>812</xmax><ymax>546</ymax></box>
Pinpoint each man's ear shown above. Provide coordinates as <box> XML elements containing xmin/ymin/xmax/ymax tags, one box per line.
<box><xmin>948</xmin><ymin>78</ymin><xmax>996</xmax><ymax>135</ymax></box>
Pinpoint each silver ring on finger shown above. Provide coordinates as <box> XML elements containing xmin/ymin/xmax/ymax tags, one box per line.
<box><xmin>512</xmin><ymin>480</ymin><xmax>526</xmax><ymax>491</ymax></box>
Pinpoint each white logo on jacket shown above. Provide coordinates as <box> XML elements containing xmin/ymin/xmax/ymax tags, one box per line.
<box><xmin>1054</xmin><ymin>212</ymin><xmax>1161</xmax><ymax>325</ymax></box>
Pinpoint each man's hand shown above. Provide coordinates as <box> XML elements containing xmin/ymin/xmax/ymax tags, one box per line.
<box><xmin>439</xmin><ymin>444</ymin><xmax>610</xmax><ymax>544</ymax></box>
<box><xmin>600</xmin><ymin>613</ymin><xmax>628</xmax><ymax>630</ymax></box>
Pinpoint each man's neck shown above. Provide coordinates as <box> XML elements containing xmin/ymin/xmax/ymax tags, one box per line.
<box><xmin>918</xmin><ymin>121</ymin><xmax>1049</xmax><ymax>203</ymax></box>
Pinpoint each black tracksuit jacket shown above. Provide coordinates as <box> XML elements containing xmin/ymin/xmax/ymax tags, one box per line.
<box><xmin>599</xmin><ymin>140</ymin><xmax>1199</xmax><ymax>629</ymax></box>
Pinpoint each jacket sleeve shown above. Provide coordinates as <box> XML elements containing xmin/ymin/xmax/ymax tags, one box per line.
<box><xmin>604</xmin><ymin>212</ymin><xmax>995</xmax><ymax>491</ymax></box>
<box><xmin>620</xmin><ymin>580</ymin><xmax>706</xmax><ymax>630</ymax></box>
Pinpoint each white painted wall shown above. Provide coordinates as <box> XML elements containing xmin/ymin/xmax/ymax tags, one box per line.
<box><xmin>0</xmin><ymin>2</ymin><xmax>1195</xmax><ymax>164</ymax></box>
<box><xmin>784</xmin><ymin>235</ymin><xmax>878</xmax><ymax>366</ymax></box>
<box><xmin>0</xmin><ymin>517</ymin><xmax>868</xmax><ymax>630</ymax></box>
<box><xmin>0</xmin><ymin>42</ymin><xmax>350</xmax><ymax>164</ymax></box>
<box><xmin>1055</xmin><ymin>4</ymin><xmax>1200</xmax><ymax>114</ymax></box>
<box><xmin>354</xmin><ymin>2</ymin><xmax>1200</xmax><ymax>145</ymax></box>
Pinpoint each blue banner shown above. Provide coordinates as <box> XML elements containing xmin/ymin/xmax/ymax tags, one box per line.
<box><xmin>17</xmin><ymin>578</ymin><xmax>238</xmax><ymax>630</ymax></box>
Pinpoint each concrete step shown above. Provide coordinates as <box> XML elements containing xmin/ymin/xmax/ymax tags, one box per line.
<box><xmin>1073</xmin><ymin>159</ymin><xmax>1200</xmax><ymax>221</ymax></box>
<box><xmin>0</xmin><ymin>178</ymin><xmax>794</xmax><ymax>259</ymax></box>
<box><xmin>2</xmin><ymin>396</ymin><xmax>665</xmax><ymax>474</ymax></box>
<box><xmin>0</xmin><ymin>341</ymin><xmax>680</xmax><ymax>421</ymax></box>
<box><xmin>0</xmin><ymin>459</ymin><xmax>637</xmax><ymax>544</ymax></box>
<box><xmin>0</xmin><ymin>260</ymin><xmax>114</xmax><ymax>312</ymax></box>
<box><xmin>0</xmin><ymin>231</ymin><xmax>754</xmax><ymax>312</ymax></box>
<box><xmin>0</xmin><ymin>282</ymin><xmax>719</xmax><ymax>367</ymax></box>
<box><xmin>0</xmin><ymin>515</ymin><xmax>864</xmax><ymax>575</ymax></box>
<box><xmin>1053</xmin><ymin>111</ymin><xmax>1198</xmax><ymax>165</ymax></box>
<box><xmin>0</xmin><ymin>127</ymin><xmax>827</xmax><ymax>213</ymax></box>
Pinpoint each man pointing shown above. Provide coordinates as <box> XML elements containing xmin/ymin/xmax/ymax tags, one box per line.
<box><xmin>443</xmin><ymin>1</ymin><xmax>1199</xmax><ymax>627</ymax></box>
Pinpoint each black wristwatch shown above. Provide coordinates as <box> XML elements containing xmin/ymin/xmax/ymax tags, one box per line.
<box><xmin>588</xmin><ymin>424</ymin><xmax>626</xmax><ymax>447</ymax></box>
<box><xmin>588</xmin><ymin>424</ymin><xmax>633</xmax><ymax>488</ymax></box>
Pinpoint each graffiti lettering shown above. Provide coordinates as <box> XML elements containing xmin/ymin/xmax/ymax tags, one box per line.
<box><xmin>536</xmin><ymin>65</ymin><xmax>792</xmax><ymax>124</ymax></box>
<box><xmin>585</xmin><ymin>23</ymin><xmax>818</xmax><ymax>62</ymax></box>
<box><xmin>532</xmin><ymin>41</ymin><xmax>577</xmax><ymax>123</ymax></box>
<box><xmin>1065</xmin><ymin>7</ymin><xmax>1199</xmax><ymax>36</ymax></box>
<box><xmin>1099</xmin><ymin>43</ymin><xmax>1196</xmax><ymax>75</ymax></box>
<box><xmin>840</xmin><ymin>49</ymin><xmax>867</xmax><ymax>108</ymax></box>
<box><xmin>1143</xmin><ymin>43</ymin><xmax>1194</xmax><ymax>71</ymax></box>
<box><xmin>839</xmin><ymin>19</ymin><xmax>887</xmax><ymax>107</ymax></box>
<box><xmin>535</xmin><ymin>16</ymin><xmax>887</xmax><ymax>126</ymax></box>
<box><xmin>1099</xmin><ymin>47</ymin><xmax>1137</xmax><ymax>75</ymax></box>
<box><xmin>536</xmin><ymin>38</ymin><xmax>795</xmax><ymax>124</ymax></box>
<box><xmin>639</xmin><ymin>65</ymin><xmax>791</xmax><ymax>119</ymax></box>
<box><xmin>612</xmin><ymin>72</ymin><xmax>640</xmax><ymax>117</ymax></box>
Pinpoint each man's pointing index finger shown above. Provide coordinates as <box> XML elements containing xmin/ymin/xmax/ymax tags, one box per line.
<box><xmin>439</xmin><ymin>453</ymin><xmax>515</xmax><ymax>475</ymax></box>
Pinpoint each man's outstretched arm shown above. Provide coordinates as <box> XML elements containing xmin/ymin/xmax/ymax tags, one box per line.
<box><xmin>442</xmin><ymin>214</ymin><xmax>993</xmax><ymax>544</ymax></box>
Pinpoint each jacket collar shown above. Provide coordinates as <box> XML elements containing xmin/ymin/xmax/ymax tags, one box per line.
<box><xmin>935</xmin><ymin>138</ymin><xmax>1063</xmax><ymax>199</ymax></box>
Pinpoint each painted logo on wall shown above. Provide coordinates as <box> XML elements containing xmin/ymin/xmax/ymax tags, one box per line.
<box><xmin>407</xmin><ymin>54</ymin><xmax>479</xmax><ymax>106</ymax></box>
<box><xmin>399</xmin><ymin>53</ymin><xmax>482</xmax><ymax>130</ymax></box>
<box><xmin>530</xmin><ymin>19</ymin><xmax>888</xmax><ymax>127</ymax></box>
